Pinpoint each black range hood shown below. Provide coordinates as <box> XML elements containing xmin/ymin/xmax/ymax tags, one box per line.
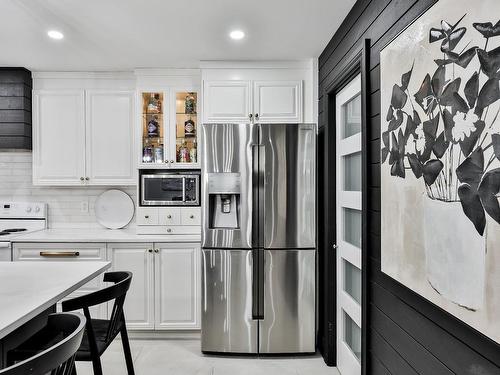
<box><xmin>0</xmin><ymin>68</ymin><xmax>32</xmax><ymax>150</ymax></box>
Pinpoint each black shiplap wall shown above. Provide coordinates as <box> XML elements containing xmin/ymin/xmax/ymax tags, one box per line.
<box><xmin>0</xmin><ymin>68</ymin><xmax>32</xmax><ymax>149</ymax></box>
<box><xmin>318</xmin><ymin>0</ymin><xmax>500</xmax><ymax>373</ymax></box>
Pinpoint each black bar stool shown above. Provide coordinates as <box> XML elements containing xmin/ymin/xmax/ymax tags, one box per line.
<box><xmin>62</xmin><ymin>271</ymin><xmax>134</xmax><ymax>375</ymax></box>
<box><xmin>2</xmin><ymin>312</ymin><xmax>86</xmax><ymax>375</ymax></box>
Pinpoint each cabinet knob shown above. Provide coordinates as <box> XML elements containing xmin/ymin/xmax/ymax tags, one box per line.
<box><xmin>167</xmin><ymin>214</ymin><xmax>172</xmax><ymax>219</ymax></box>
<box><xmin>154</xmin><ymin>249</ymin><xmax>159</xmax><ymax>253</ymax></box>
<box><xmin>165</xmin><ymin>160</ymin><xmax>169</xmax><ymax>163</ymax></box>
<box><xmin>85</xmin><ymin>177</ymin><xmax>90</xmax><ymax>181</ymax></box>
<box><xmin>148</xmin><ymin>249</ymin><xmax>153</xmax><ymax>253</ymax></box>
<box><xmin>249</xmin><ymin>113</ymin><xmax>253</xmax><ymax>121</ymax></box>
<box><xmin>80</xmin><ymin>177</ymin><xmax>84</xmax><ymax>181</ymax></box>
<box><xmin>190</xmin><ymin>215</ymin><xmax>194</xmax><ymax>219</ymax></box>
<box><xmin>170</xmin><ymin>160</ymin><xmax>174</xmax><ymax>163</ymax></box>
<box><xmin>166</xmin><ymin>228</ymin><xmax>172</xmax><ymax>233</ymax></box>
<box><xmin>145</xmin><ymin>215</ymin><xmax>149</xmax><ymax>219</ymax></box>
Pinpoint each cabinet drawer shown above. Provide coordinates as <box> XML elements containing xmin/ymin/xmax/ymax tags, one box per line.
<box><xmin>137</xmin><ymin>208</ymin><xmax>159</xmax><ymax>225</ymax></box>
<box><xmin>136</xmin><ymin>226</ymin><xmax>201</xmax><ymax>235</ymax></box>
<box><xmin>13</xmin><ymin>243</ymin><xmax>106</xmax><ymax>261</ymax></box>
<box><xmin>181</xmin><ymin>208</ymin><xmax>201</xmax><ymax>226</ymax></box>
<box><xmin>13</xmin><ymin>243</ymin><xmax>106</xmax><ymax>291</ymax></box>
<box><xmin>159</xmin><ymin>208</ymin><xmax>181</xmax><ymax>225</ymax></box>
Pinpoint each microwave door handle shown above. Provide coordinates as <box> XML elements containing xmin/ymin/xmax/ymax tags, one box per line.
<box><xmin>182</xmin><ymin>177</ymin><xmax>186</xmax><ymax>202</ymax></box>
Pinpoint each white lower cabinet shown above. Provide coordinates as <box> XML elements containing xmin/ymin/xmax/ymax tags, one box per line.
<box><xmin>107</xmin><ymin>243</ymin><xmax>155</xmax><ymax>330</ymax></box>
<box><xmin>154</xmin><ymin>243</ymin><xmax>200</xmax><ymax>329</ymax></box>
<box><xmin>107</xmin><ymin>242</ymin><xmax>200</xmax><ymax>331</ymax></box>
<box><xmin>12</xmin><ymin>241</ymin><xmax>201</xmax><ymax>331</ymax></box>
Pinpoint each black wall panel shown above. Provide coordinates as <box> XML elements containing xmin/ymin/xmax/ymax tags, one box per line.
<box><xmin>0</xmin><ymin>68</ymin><xmax>32</xmax><ymax>149</ymax></box>
<box><xmin>318</xmin><ymin>0</ymin><xmax>500</xmax><ymax>373</ymax></box>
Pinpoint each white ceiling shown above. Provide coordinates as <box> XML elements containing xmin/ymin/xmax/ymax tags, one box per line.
<box><xmin>0</xmin><ymin>0</ymin><xmax>355</xmax><ymax>71</ymax></box>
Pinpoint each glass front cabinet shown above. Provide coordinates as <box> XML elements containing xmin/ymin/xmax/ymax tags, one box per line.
<box><xmin>139</xmin><ymin>89</ymin><xmax>199</xmax><ymax>168</ymax></box>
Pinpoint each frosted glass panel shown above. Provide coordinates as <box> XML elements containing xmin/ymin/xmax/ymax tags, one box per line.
<box><xmin>342</xmin><ymin>94</ymin><xmax>361</xmax><ymax>139</ymax></box>
<box><xmin>343</xmin><ymin>208</ymin><xmax>361</xmax><ymax>248</ymax></box>
<box><xmin>344</xmin><ymin>260</ymin><xmax>361</xmax><ymax>304</ymax></box>
<box><xmin>344</xmin><ymin>311</ymin><xmax>361</xmax><ymax>361</ymax></box>
<box><xmin>344</xmin><ymin>152</ymin><xmax>361</xmax><ymax>191</ymax></box>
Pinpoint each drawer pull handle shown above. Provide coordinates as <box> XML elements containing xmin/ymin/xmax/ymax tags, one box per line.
<box><xmin>40</xmin><ymin>251</ymin><xmax>80</xmax><ymax>257</ymax></box>
<box><xmin>167</xmin><ymin>215</ymin><xmax>172</xmax><ymax>219</ymax></box>
<box><xmin>190</xmin><ymin>215</ymin><xmax>195</xmax><ymax>219</ymax></box>
<box><xmin>167</xmin><ymin>228</ymin><xmax>172</xmax><ymax>233</ymax></box>
<box><xmin>145</xmin><ymin>215</ymin><xmax>149</xmax><ymax>219</ymax></box>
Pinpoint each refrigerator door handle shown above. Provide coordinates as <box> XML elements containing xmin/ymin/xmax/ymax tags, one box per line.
<box><xmin>251</xmin><ymin>145</ymin><xmax>260</xmax><ymax>248</ymax></box>
<box><xmin>252</xmin><ymin>249</ymin><xmax>265</xmax><ymax>320</ymax></box>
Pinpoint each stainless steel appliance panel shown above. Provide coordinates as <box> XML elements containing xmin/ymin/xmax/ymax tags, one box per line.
<box><xmin>201</xmin><ymin>249</ymin><xmax>258</xmax><ymax>353</ymax></box>
<box><xmin>202</xmin><ymin>123</ymin><xmax>257</xmax><ymax>249</ymax></box>
<box><xmin>259</xmin><ymin>249</ymin><xmax>316</xmax><ymax>353</ymax></box>
<box><xmin>141</xmin><ymin>173</ymin><xmax>200</xmax><ymax>206</ymax></box>
<box><xmin>260</xmin><ymin>124</ymin><xmax>316</xmax><ymax>248</ymax></box>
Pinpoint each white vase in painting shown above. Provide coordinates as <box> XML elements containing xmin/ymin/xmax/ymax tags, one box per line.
<box><xmin>423</xmin><ymin>198</ymin><xmax>486</xmax><ymax>311</ymax></box>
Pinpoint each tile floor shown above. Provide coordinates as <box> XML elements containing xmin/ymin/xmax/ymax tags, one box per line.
<box><xmin>75</xmin><ymin>339</ymin><xmax>339</xmax><ymax>375</ymax></box>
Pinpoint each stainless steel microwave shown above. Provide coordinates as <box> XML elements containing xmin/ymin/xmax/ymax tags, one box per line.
<box><xmin>141</xmin><ymin>172</ymin><xmax>200</xmax><ymax>206</ymax></box>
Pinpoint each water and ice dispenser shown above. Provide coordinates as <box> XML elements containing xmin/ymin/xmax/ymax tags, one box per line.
<box><xmin>207</xmin><ymin>173</ymin><xmax>241</xmax><ymax>229</ymax></box>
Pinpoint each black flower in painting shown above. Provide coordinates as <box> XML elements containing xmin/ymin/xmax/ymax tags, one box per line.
<box><xmin>429</xmin><ymin>15</ymin><xmax>467</xmax><ymax>52</ymax></box>
<box><xmin>383</xmin><ymin>14</ymin><xmax>500</xmax><ymax>235</ymax></box>
<box><xmin>473</xmin><ymin>20</ymin><xmax>500</xmax><ymax>38</ymax></box>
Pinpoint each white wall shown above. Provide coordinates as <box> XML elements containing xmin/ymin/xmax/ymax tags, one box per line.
<box><xmin>0</xmin><ymin>152</ymin><xmax>136</xmax><ymax>229</ymax></box>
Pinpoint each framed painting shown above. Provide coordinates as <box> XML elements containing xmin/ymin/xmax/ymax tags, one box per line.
<box><xmin>380</xmin><ymin>0</ymin><xmax>500</xmax><ymax>342</ymax></box>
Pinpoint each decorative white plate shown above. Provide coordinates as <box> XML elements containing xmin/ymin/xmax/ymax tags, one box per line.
<box><xmin>95</xmin><ymin>190</ymin><xmax>134</xmax><ymax>229</ymax></box>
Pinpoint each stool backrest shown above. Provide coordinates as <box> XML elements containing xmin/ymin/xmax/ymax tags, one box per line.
<box><xmin>0</xmin><ymin>313</ymin><xmax>86</xmax><ymax>375</ymax></box>
<box><xmin>62</xmin><ymin>271</ymin><xmax>132</xmax><ymax>342</ymax></box>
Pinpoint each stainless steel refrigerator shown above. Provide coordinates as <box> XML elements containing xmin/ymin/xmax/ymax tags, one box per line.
<box><xmin>201</xmin><ymin>123</ymin><xmax>316</xmax><ymax>354</ymax></box>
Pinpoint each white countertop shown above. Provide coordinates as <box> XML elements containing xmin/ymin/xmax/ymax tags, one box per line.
<box><xmin>0</xmin><ymin>261</ymin><xmax>110</xmax><ymax>339</ymax></box>
<box><xmin>11</xmin><ymin>228</ymin><xmax>201</xmax><ymax>243</ymax></box>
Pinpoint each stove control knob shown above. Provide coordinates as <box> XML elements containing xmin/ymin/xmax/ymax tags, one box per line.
<box><xmin>34</xmin><ymin>206</ymin><xmax>40</xmax><ymax>213</ymax></box>
<box><xmin>26</xmin><ymin>207</ymin><xmax>32</xmax><ymax>213</ymax></box>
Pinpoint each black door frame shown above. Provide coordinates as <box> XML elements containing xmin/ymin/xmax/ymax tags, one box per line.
<box><xmin>318</xmin><ymin>38</ymin><xmax>370</xmax><ymax>374</ymax></box>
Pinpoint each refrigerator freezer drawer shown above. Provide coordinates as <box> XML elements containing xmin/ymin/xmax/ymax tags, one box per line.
<box><xmin>259</xmin><ymin>249</ymin><xmax>316</xmax><ymax>353</ymax></box>
<box><xmin>201</xmin><ymin>249</ymin><xmax>258</xmax><ymax>353</ymax></box>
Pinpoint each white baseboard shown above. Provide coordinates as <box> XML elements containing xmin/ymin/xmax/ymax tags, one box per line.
<box><xmin>127</xmin><ymin>330</ymin><xmax>201</xmax><ymax>340</ymax></box>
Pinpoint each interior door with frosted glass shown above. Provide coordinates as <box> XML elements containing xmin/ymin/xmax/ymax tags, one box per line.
<box><xmin>336</xmin><ymin>75</ymin><xmax>362</xmax><ymax>375</ymax></box>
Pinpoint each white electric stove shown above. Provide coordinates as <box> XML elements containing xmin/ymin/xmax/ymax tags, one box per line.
<box><xmin>0</xmin><ymin>202</ymin><xmax>48</xmax><ymax>261</ymax></box>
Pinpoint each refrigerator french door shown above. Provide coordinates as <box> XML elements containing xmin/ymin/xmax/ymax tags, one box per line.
<box><xmin>201</xmin><ymin>123</ymin><xmax>316</xmax><ymax>354</ymax></box>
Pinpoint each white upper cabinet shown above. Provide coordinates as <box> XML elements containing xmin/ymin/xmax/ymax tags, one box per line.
<box><xmin>253</xmin><ymin>81</ymin><xmax>303</xmax><ymax>123</ymax></box>
<box><xmin>203</xmin><ymin>80</ymin><xmax>303</xmax><ymax>124</ymax></box>
<box><xmin>139</xmin><ymin>89</ymin><xmax>200</xmax><ymax>169</ymax></box>
<box><xmin>33</xmin><ymin>89</ymin><xmax>135</xmax><ymax>186</ymax></box>
<box><xmin>203</xmin><ymin>81</ymin><xmax>251</xmax><ymax>123</ymax></box>
<box><xmin>86</xmin><ymin>91</ymin><xmax>135</xmax><ymax>185</ymax></box>
<box><xmin>33</xmin><ymin>90</ymin><xmax>86</xmax><ymax>185</ymax></box>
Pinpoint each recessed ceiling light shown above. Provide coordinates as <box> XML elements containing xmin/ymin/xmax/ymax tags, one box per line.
<box><xmin>47</xmin><ymin>30</ymin><xmax>64</xmax><ymax>40</ymax></box>
<box><xmin>229</xmin><ymin>30</ymin><xmax>245</xmax><ymax>40</ymax></box>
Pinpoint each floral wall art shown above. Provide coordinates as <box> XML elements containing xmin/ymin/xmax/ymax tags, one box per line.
<box><xmin>380</xmin><ymin>0</ymin><xmax>500</xmax><ymax>342</ymax></box>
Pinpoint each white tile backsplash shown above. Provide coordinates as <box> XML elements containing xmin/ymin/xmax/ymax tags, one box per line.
<box><xmin>0</xmin><ymin>152</ymin><xmax>137</xmax><ymax>229</ymax></box>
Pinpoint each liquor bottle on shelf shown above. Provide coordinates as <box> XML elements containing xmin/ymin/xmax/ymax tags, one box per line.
<box><xmin>147</xmin><ymin>115</ymin><xmax>159</xmax><ymax>137</ymax></box>
<box><xmin>147</xmin><ymin>94</ymin><xmax>158</xmax><ymax>113</ymax></box>
<box><xmin>143</xmin><ymin>139</ymin><xmax>153</xmax><ymax>163</ymax></box>
<box><xmin>185</xmin><ymin>93</ymin><xmax>196</xmax><ymax>114</ymax></box>
<box><xmin>190</xmin><ymin>139</ymin><xmax>197</xmax><ymax>163</ymax></box>
<box><xmin>179</xmin><ymin>141</ymin><xmax>189</xmax><ymax>163</ymax></box>
<box><xmin>184</xmin><ymin>117</ymin><xmax>195</xmax><ymax>137</ymax></box>
<box><xmin>154</xmin><ymin>144</ymin><xmax>164</xmax><ymax>163</ymax></box>
<box><xmin>155</xmin><ymin>94</ymin><xmax>162</xmax><ymax>113</ymax></box>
